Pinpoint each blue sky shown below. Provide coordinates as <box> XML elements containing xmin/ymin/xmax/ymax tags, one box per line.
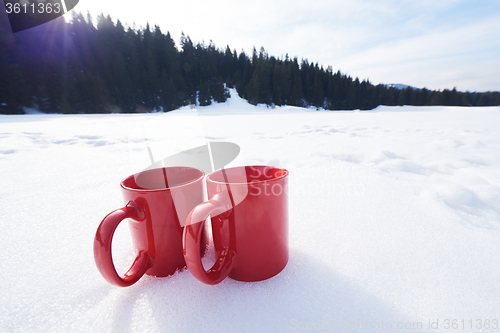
<box><xmin>74</xmin><ymin>0</ymin><xmax>500</xmax><ymax>92</ymax></box>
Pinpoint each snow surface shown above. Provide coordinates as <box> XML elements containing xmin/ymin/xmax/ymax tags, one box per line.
<box><xmin>1</xmin><ymin>90</ymin><xmax>499</xmax><ymax>332</ymax></box>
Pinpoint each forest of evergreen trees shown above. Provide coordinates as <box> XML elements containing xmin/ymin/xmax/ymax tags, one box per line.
<box><xmin>1</xmin><ymin>13</ymin><xmax>499</xmax><ymax>115</ymax></box>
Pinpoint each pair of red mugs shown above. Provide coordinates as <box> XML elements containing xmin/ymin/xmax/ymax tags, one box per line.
<box><xmin>94</xmin><ymin>165</ymin><xmax>289</xmax><ymax>287</ymax></box>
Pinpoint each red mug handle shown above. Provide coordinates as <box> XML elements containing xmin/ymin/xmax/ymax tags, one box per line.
<box><xmin>183</xmin><ymin>192</ymin><xmax>235</xmax><ymax>285</ymax></box>
<box><xmin>94</xmin><ymin>201</ymin><xmax>153</xmax><ymax>287</ymax></box>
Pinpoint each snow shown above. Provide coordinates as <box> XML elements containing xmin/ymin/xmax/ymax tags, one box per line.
<box><xmin>1</xmin><ymin>90</ymin><xmax>499</xmax><ymax>332</ymax></box>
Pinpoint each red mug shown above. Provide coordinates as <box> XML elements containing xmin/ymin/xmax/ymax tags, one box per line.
<box><xmin>94</xmin><ymin>167</ymin><xmax>207</xmax><ymax>287</ymax></box>
<box><xmin>183</xmin><ymin>165</ymin><xmax>289</xmax><ymax>285</ymax></box>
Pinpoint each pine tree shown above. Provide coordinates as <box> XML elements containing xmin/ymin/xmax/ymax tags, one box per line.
<box><xmin>198</xmin><ymin>81</ymin><xmax>211</xmax><ymax>106</ymax></box>
<box><xmin>245</xmin><ymin>71</ymin><xmax>260</xmax><ymax>105</ymax></box>
<box><xmin>312</xmin><ymin>75</ymin><xmax>324</xmax><ymax>108</ymax></box>
<box><xmin>211</xmin><ymin>76</ymin><xmax>228</xmax><ymax>103</ymax></box>
<box><xmin>291</xmin><ymin>73</ymin><xmax>304</xmax><ymax>106</ymax></box>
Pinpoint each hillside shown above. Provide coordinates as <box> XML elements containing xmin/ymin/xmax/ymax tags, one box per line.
<box><xmin>1</xmin><ymin>14</ymin><xmax>499</xmax><ymax>115</ymax></box>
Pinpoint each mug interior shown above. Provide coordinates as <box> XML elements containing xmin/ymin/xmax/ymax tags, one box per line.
<box><xmin>122</xmin><ymin>167</ymin><xmax>204</xmax><ymax>190</ymax></box>
<box><xmin>208</xmin><ymin>165</ymin><xmax>288</xmax><ymax>184</ymax></box>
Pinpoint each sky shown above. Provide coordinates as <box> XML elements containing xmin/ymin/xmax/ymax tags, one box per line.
<box><xmin>70</xmin><ymin>0</ymin><xmax>500</xmax><ymax>92</ymax></box>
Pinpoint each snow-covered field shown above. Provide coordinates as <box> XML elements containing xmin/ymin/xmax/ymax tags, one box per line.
<box><xmin>1</xmin><ymin>90</ymin><xmax>499</xmax><ymax>332</ymax></box>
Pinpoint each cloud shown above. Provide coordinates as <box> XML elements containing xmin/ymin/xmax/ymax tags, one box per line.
<box><xmin>333</xmin><ymin>13</ymin><xmax>500</xmax><ymax>90</ymax></box>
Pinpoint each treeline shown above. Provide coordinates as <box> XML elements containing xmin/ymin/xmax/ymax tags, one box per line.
<box><xmin>237</xmin><ymin>53</ymin><xmax>500</xmax><ymax>109</ymax></box>
<box><xmin>1</xmin><ymin>13</ymin><xmax>499</xmax><ymax>114</ymax></box>
<box><xmin>0</xmin><ymin>13</ymin><xmax>229</xmax><ymax>114</ymax></box>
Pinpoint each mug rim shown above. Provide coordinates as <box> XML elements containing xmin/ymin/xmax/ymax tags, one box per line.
<box><xmin>207</xmin><ymin>165</ymin><xmax>288</xmax><ymax>185</ymax></box>
<box><xmin>121</xmin><ymin>166</ymin><xmax>205</xmax><ymax>192</ymax></box>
